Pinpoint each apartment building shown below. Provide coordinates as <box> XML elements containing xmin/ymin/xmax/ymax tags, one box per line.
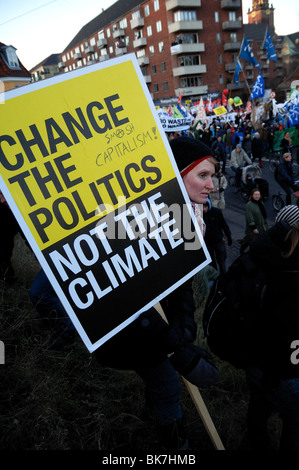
<box><xmin>59</xmin><ymin>0</ymin><xmax>244</xmax><ymax>102</ymax></box>
<box><xmin>30</xmin><ymin>54</ymin><xmax>61</xmax><ymax>82</ymax></box>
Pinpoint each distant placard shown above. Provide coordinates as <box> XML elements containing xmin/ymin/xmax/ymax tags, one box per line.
<box><xmin>0</xmin><ymin>54</ymin><xmax>210</xmax><ymax>352</ymax></box>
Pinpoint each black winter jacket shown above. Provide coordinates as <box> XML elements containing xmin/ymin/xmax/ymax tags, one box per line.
<box><xmin>249</xmin><ymin>221</ymin><xmax>299</xmax><ymax>380</ymax></box>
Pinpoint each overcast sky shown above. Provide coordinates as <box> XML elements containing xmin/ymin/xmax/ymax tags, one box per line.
<box><xmin>1</xmin><ymin>0</ymin><xmax>298</xmax><ymax>70</ymax></box>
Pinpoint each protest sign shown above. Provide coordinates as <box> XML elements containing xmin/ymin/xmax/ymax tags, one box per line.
<box><xmin>0</xmin><ymin>54</ymin><xmax>210</xmax><ymax>352</ymax></box>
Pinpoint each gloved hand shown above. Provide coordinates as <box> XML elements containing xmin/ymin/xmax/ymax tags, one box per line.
<box><xmin>169</xmin><ymin>343</ymin><xmax>219</xmax><ymax>388</ymax></box>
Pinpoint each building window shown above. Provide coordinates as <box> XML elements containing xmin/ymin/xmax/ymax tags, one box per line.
<box><xmin>152</xmin><ymin>64</ymin><xmax>157</xmax><ymax>74</ymax></box>
<box><xmin>161</xmin><ymin>62</ymin><xmax>166</xmax><ymax>72</ymax></box>
<box><xmin>154</xmin><ymin>0</ymin><xmax>159</xmax><ymax>12</ymax></box>
<box><xmin>163</xmin><ymin>81</ymin><xmax>168</xmax><ymax>91</ymax></box>
<box><xmin>132</xmin><ymin>11</ymin><xmax>140</xmax><ymax>19</ymax></box>
<box><xmin>107</xmin><ymin>28</ymin><xmax>111</xmax><ymax>38</ymax></box>
<box><xmin>179</xmin><ymin>55</ymin><xmax>199</xmax><ymax>66</ymax></box>
<box><xmin>219</xmin><ymin>74</ymin><xmax>223</xmax><ymax>84</ymax></box>
<box><xmin>158</xmin><ymin>42</ymin><xmax>164</xmax><ymax>53</ymax></box>
<box><xmin>90</xmin><ymin>37</ymin><xmax>96</xmax><ymax>46</ymax></box>
<box><xmin>144</xmin><ymin>5</ymin><xmax>150</xmax><ymax>16</ymax></box>
<box><xmin>218</xmin><ymin>54</ymin><xmax>222</xmax><ymax>64</ymax></box>
<box><xmin>137</xmin><ymin>49</ymin><xmax>146</xmax><ymax>58</ymax></box>
<box><xmin>229</xmin><ymin>11</ymin><xmax>236</xmax><ymax>21</ymax></box>
<box><xmin>154</xmin><ymin>83</ymin><xmax>159</xmax><ymax>93</ymax></box>
<box><xmin>125</xmin><ymin>36</ymin><xmax>130</xmax><ymax>46</ymax></box>
<box><xmin>181</xmin><ymin>76</ymin><xmax>203</xmax><ymax>87</ymax></box>
<box><xmin>216</xmin><ymin>33</ymin><xmax>221</xmax><ymax>44</ymax></box>
<box><xmin>176</xmin><ymin>33</ymin><xmax>197</xmax><ymax>44</ymax></box>
<box><xmin>120</xmin><ymin>18</ymin><xmax>127</xmax><ymax>28</ymax></box>
<box><xmin>109</xmin><ymin>46</ymin><xmax>113</xmax><ymax>53</ymax></box>
<box><xmin>156</xmin><ymin>20</ymin><xmax>162</xmax><ymax>32</ymax></box>
<box><xmin>80</xmin><ymin>44</ymin><xmax>84</xmax><ymax>52</ymax></box>
<box><xmin>230</xmin><ymin>33</ymin><xmax>237</xmax><ymax>43</ymax></box>
<box><xmin>215</xmin><ymin>12</ymin><xmax>219</xmax><ymax>23</ymax></box>
<box><xmin>147</xmin><ymin>25</ymin><xmax>152</xmax><ymax>36</ymax></box>
<box><xmin>149</xmin><ymin>45</ymin><xmax>155</xmax><ymax>55</ymax></box>
<box><xmin>174</xmin><ymin>11</ymin><xmax>196</xmax><ymax>22</ymax></box>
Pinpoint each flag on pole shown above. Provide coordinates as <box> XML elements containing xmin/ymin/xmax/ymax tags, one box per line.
<box><xmin>178</xmin><ymin>91</ymin><xmax>183</xmax><ymax>105</ymax></box>
<box><xmin>207</xmin><ymin>97</ymin><xmax>213</xmax><ymax>113</ymax></box>
<box><xmin>245</xmin><ymin>101</ymin><xmax>252</xmax><ymax>116</ymax></box>
<box><xmin>234</xmin><ymin>59</ymin><xmax>242</xmax><ymax>85</ymax></box>
<box><xmin>240</xmin><ymin>36</ymin><xmax>261</xmax><ymax>69</ymax></box>
<box><xmin>262</xmin><ymin>29</ymin><xmax>277</xmax><ymax>62</ymax></box>
<box><xmin>250</xmin><ymin>73</ymin><xmax>265</xmax><ymax>100</ymax></box>
<box><xmin>195</xmin><ymin>97</ymin><xmax>207</xmax><ymax>126</ymax></box>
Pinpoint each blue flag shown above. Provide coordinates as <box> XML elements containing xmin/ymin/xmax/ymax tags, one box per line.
<box><xmin>234</xmin><ymin>59</ymin><xmax>242</xmax><ymax>85</ymax></box>
<box><xmin>250</xmin><ymin>73</ymin><xmax>265</xmax><ymax>100</ymax></box>
<box><xmin>288</xmin><ymin>100</ymin><xmax>299</xmax><ymax>126</ymax></box>
<box><xmin>240</xmin><ymin>36</ymin><xmax>261</xmax><ymax>69</ymax></box>
<box><xmin>263</xmin><ymin>29</ymin><xmax>277</xmax><ymax>61</ymax></box>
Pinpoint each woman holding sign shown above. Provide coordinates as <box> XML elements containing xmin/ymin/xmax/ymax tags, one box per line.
<box><xmin>94</xmin><ymin>136</ymin><xmax>219</xmax><ymax>450</ymax></box>
<box><xmin>29</xmin><ymin>136</ymin><xmax>219</xmax><ymax>450</ymax></box>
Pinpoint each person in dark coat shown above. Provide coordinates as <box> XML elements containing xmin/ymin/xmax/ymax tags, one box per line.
<box><xmin>251</xmin><ymin>132</ymin><xmax>264</xmax><ymax>168</ymax></box>
<box><xmin>245</xmin><ymin>204</ymin><xmax>299</xmax><ymax>450</ymax></box>
<box><xmin>212</xmin><ymin>136</ymin><xmax>227</xmax><ymax>173</ymax></box>
<box><xmin>202</xmin><ymin>198</ymin><xmax>232</xmax><ymax>273</ymax></box>
<box><xmin>276</xmin><ymin>152</ymin><xmax>299</xmax><ymax>205</ymax></box>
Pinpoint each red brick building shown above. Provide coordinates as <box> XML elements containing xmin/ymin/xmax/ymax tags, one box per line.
<box><xmin>58</xmin><ymin>0</ymin><xmax>298</xmax><ymax>104</ymax></box>
<box><xmin>59</xmin><ymin>0</ymin><xmax>244</xmax><ymax>103</ymax></box>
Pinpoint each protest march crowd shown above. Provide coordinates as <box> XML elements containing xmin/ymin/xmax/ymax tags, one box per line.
<box><xmin>1</xmin><ymin>90</ymin><xmax>299</xmax><ymax>452</ymax></box>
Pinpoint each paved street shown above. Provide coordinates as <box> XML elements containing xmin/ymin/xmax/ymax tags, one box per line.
<box><xmin>221</xmin><ymin>157</ymin><xmax>289</xmax><ymax>267</ymax></box>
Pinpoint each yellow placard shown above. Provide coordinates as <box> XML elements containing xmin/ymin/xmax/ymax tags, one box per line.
<box><xmin>0</xmin><ymin>58</ymin><xmax>176</xmax><ymax>250</ymax></box>
<box><xmin>213</xmin><ymin>106</ymin><xmax>227</xmax><ymax>116</ymax></box>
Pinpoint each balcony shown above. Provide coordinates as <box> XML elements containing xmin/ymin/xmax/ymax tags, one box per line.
<box><xmin>227</xmin><ymin>81</ymin><xmax>245</xmax><ymax>90</ymax></box>
<box><xmin>166</xmin><ymin>0</ymin><xmax>200</xmax><ymax>9</ymax></box>
<box><xmin>137</xmin><ymin>56</ymin><xmax>149</xmax><ymax>66</ymax></box>
<box><xmin>173</xmin><ymin>64</ymin><xmax>207</xmax><ymax>77</ymax></box>
<box><xmin>168</xmin><ymin>20</ymin><xmax>203</xmax><ymax>33</ymax></box>
<box><xmin>58</xmin><ymin>61</ymin><xmax>65</xmax><ymax>68</ymax></box>
<box><xmin>97</xmin><ymin>38</ymin><xmax>107</xmax><ymax>48</ymax></box>
<box><xmin>221</xmin><ymin>0</ymin><xmax>241</xmax><ymax>9</ymax></box>
<box><xmin>175</xmin><ymin>85</ymin><xmax>208</xmax><ymax>96</ymax></box>
<box><xmin>113</xmin><ymin>29</ymin><xmax>125</xmax><ymax>39</ymax></box>
<box><xmin>130</xmin><ymin>17</ymin><xmax>144</xmax><ymax>29</ymax></box>
<box><xmin>99</xmin><ymin>54</ymin><xmax>110</xmax><ymax>62</ymax></box>
<box><xmin>222</xmin><ymin>20</ymin><xmax>242</xmax><ymax>30</ymax></box>
<box><xmin>133</xmin><ymin>37</ymin><xmax>147</xmax><ymax>48</ymax></box>
<box><xmin>85</xmin><ymin>45</ymin><xmax>94</xmax><ymax>54</ymax></box>
<box><xmin>224</xmin><ymin>41</ymin><xmax>241</xmax><ymax>51</ymax></box>
<box><xmin>225</xmin><ymin>62</ymin><xmax>237</xmax><ymax>72</ymax></box>
<box><xmin>171</xmin><ymin>42</ymin><xmax>205</xmax><ymax>55</ymax></box>
<box><xmin>115</xmin><ymin>46</ymin><xmax>127</xmax><ymax>55</ymax></box>
<box><xmin>143</xmin><ymin>75</ymin><xmax>152</xmax><ymax>83</ymax></box>
<box><xmin>73</xmin><ymin>52</ymin><xmax>82</xmax><ymax>60</ymax></box>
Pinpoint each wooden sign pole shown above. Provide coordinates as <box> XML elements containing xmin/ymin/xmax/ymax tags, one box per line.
<box><xmin>154</xmin><ymin>303</ymin><xmax>225</xmax><ymax>450</ymax></box>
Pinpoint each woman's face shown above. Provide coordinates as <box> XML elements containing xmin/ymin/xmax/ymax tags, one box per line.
<box><xmin>183</xmin><ymin>159</ymin><xmax>215</xmax><ymax>204</ymax></box>
<box><xmin>251</xmin><ymin>190</ymin><xmax>261</xmax><ymax>201</ymax></box>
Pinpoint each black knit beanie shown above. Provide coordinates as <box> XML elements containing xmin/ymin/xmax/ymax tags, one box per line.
<box><xmin>169</xmin><ymin>136</ymin><xmax>214</xmax><ymax>177</ymax></box>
